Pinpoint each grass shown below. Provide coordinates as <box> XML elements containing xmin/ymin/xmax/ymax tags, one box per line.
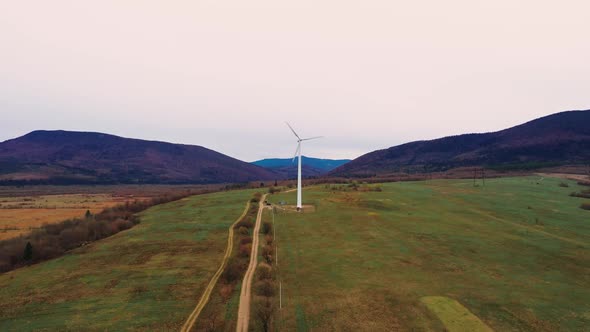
<box><xmin>0</xmin><ymin>189</ymin><xmax>255</xmax><ymax>331</ymax></box>
<box><xmin>267</xmin><ymin>177</ymin><xmax>590</xmax><ymax>331</ymax></box>
<box><xmin>193</xmin><ymin>193</ymin><xmax>262</xmax><ymax>332</ymax></box>
<box><xmin>420</xmin><ymin>296</ymin><xmax>493</xmax><ymax>332</ymax></box>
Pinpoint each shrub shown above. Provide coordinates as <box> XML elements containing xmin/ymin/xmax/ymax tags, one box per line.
<box><xmin>264</xmin><ymin>234</ymin><xmax>273</xmax><ymax>245</ymax></box>
<box><xmin>559</xmin><ymin>182</ymin><xmax>569</xmax><ymax>188</ymax></box>
<box><xmin>219</xmin><ymin>284</ymin><xmax>233</xmax><ymax>301</ymax></box>
<box><xmin>240</xmin><ymin>237</ymin><xmax>253</xmax><ymax>245</ymax></box>
<box><xmin>251</xmin><ymin>192</ymin><xmax>263</xmax><ymax>203</ymax></box>
<box><xmin>268</xmin><ymin>187</ymin><xmax>281</xmax><ymax>194</ymax></box>
<box><xmin>235</xmin><ymin>217</ymin><xmax>254</xmax><ymax>229</ymax></box>
<box><xmin>255</xmin><ymin>297</ymin><xmax>274</xmax><ymax>332</ymax></box>
<box><xmin>255</xmin><ymin>280</ymin><xmax>275</xmax><ymax>297</ymax></box>
<box><xmin>581</xmin><ymin>203</ymin><xmax>590</xmax><ymax>211</ymax></box>
<box><xmin>239</xmin><ymin>243</ymin><xmax>252</xmax><ymax>257</ymax></box>
<box><xmin>23</xmin><ymin>242</ymin><xmax>33</xmax><ymax>261</ymax></box>
<box><xmin>571</xmin><ymin>190</ymin><xmax>590</xmax><ymax>199</ymax></box>
<box><xmin>262</xmin><ymin>221</ymin><xmax>272</xmax><ymax>235</ymax></box>
<box><xmin>257</xmin><ymin>262</ymin><xmax>273</xmax><ymax>280</ymax></box>
<box><xmin>238</xmin><ymin>226</ymin><xmax>249</xmax><ymax>235</ymax></box>
<box><xmin>261</xmin><ymin>244</ymin><xmax>273</xmax><ymax>263</ymax></box>
<box><xmin>222</xmin><ymin>258</ymin><xmax>245</xmax><ymax>283</ymax></box>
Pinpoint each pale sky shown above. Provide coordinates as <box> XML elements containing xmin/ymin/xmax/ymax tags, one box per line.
<box><xmin>1</xmin><ymin>1</ymin><xmax>588</xmax><ymax>161</ymax></box>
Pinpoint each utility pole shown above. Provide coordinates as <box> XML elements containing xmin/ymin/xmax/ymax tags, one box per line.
<box><xmin>280</xmin><ymin>282</ymin><xmax>282</xmax><ymax>309</ymax></box>
<box><xmin>273</xmin><ymin>207</ymin><xmax>277</xmax><ymax>265</ymax></box>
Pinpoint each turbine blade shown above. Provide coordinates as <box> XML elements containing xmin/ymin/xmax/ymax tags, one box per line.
<box><xmin>300</xmin><ymin>136</ymin><xmax>324</xmax><ymax>141</ymax></box>
<box><xmin>285</xmin><ymin>122</ymin><xmax>301</xmax><ymax>140</ymax></box>
<box><xmin>292</xmin><ymin>143</ymin><xmax>300</xmax><ymax>162</ymax></box>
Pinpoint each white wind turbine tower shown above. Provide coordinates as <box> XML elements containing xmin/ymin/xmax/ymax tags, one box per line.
<box><xmin>286</xmin><ymin>122</ymin><xmax>322</xmax><ymax>211</ymax></box>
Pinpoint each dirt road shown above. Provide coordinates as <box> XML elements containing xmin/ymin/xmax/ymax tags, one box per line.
<box><xmin>236</xmin><ymin>194</ymin><xmax>267</xmax><ymax>332</ymax></box>
<box><xmin>180</xmin><ymin>201</ymin><xmax>251</xmax><ymax>332</ymax></box>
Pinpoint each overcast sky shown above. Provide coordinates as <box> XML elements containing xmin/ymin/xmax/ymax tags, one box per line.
<box><xmin>1</xmin><ymin>1</ymin><xmax>588</xmax><ymax>161</ymax></box>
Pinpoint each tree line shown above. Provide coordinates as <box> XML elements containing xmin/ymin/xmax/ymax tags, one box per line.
<box><xmin>198</xmin><ymin>192</ymin><xmax>263</xmax><ymax>331</ymax></box>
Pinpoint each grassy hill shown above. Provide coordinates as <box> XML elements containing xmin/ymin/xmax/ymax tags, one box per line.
<box><xmin>0</xmin><ymin>130</ymin><xmax>278</xmax><ymax>185</ymax></box>
<box><xmin>266</xmin><ymin>177</ymin><xmax>590</xmax><ymax>331</ymax></box>
<box><xmin>330</xmin><ymin>110</ymin><xmax>590</xmax><ymax>177</ymax></box>
<box><xmin>0</xmin><ymin>189</ymin><xmax>255</xmax><ymax>331</ymax></box>
<box><xmin>1</xmin><ymin>177</ymin><xmax>588</xmax><ymax>330</ymax></box>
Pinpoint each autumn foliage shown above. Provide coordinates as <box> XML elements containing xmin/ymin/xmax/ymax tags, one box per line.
<box><xmin>0</xmin><ymin>192</ymin><xmax>193</xmax><ymax>272</ymax></box>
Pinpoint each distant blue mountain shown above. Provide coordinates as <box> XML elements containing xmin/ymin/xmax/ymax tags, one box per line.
<box><xmin>252</xmin><ymin>156</ymin><xmax>350</xmax><ymax>178</ymax></box>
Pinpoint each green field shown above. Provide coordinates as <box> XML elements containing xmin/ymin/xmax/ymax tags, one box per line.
<box><xmin>1</xmin><ymin>177</ymin><xmax>589</xmax><ymax>331</ymax></box>
<box><xmin>0</xmin><ymin>189</ymin><xmax>254</xmax><ymax>331</ymax></box>
<box><xmin>268</xmin><ymin>177</ymin><xmax>590</xmax><ymax>331</ymax></box>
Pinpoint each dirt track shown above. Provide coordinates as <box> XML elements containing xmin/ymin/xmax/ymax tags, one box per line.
<box><xmin>236</xmin><ymin>194</ymin><xmax>267</xmax><ymax>332</ymax></box>
<box><xmin>180</xmin><ymin>201</ymin><xmax>251</xmax><ymax>332</ymax></box>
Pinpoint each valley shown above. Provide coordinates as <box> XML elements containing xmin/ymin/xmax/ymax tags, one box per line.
<box><xmin>1</xmin><ymin>176</ymin><xmax>588</xmax><ymax>331</ymax></box>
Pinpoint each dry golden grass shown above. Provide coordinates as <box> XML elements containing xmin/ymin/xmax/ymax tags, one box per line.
<box><xmin>0</xmin><ymin>194</ymin><xmax>148</xmax><ymax>240</ymax></box>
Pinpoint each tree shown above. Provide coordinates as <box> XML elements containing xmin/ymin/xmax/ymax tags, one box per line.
<box><xmin>85</xmin><ymin>210</ymin><xmax>92</xmax><ymax>219</ymax></box>
<box><xmin>274</xmin><ymin>180</ymin><xmax>278</xmax><ymax>186</ymax></box>
<box><xmin>23</xmin><ymin>242</ymin><xmax>33</xmax><ymax>261</ymax></box>
<box><xmin>256</xmin><ymin>297</ymin><xmax>274</xmax><ymax>332</ymax></box>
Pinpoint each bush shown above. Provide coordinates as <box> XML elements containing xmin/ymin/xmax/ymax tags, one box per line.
<box><xmin>268</xmin><ymin>187</ymin><xmax>281</xmax><ymax>194</ymax></box>
<box><xmin>257</xmin><ymin>262</ymin><xmax>273</xmax><ymax>280</ymax></box>
<box><xmin>251</xmin><ymin>192</ymin><xmax>263</xmax><ymax>203</ymax></box>
<box><xmin>255</xmin><ymin>280</ymin><xmax>275</xmax><ymax>297</ymax></box>
<box><xmin>238</xmin><ymin>226</ymin><xmax>249</xmax><ymax>235</ymax></box>
<box><xmin>261</xmin><ymin>244</ymin><xmax>273</xmax><ymax>263</ymax></box>
<box><xmin>222</xmin><ymin>258</ymin><xmax>245</xmax><ymax>283</ymax></box>
<box><xmin>559</xmin><ymin>182</ymin><xmax>569</xmax><ymax>188</ymax></box>
<box><xmin>262</xmin><ymin>221</ymin><xmax>272</xmax><ymax>235</ymax></box>
<box><xmin>255</xmin><ymin>297</ymin><xmax>274</xmax><ymax>332</ymax></box>
<box><xmin>240</xmin><ymin>237</ymin><xmax>253</xmax><ymax>245</ymax></box>
<box><xmin>239</xmin><ymin>243</ymin><xmax>252</xmax><ymax>257</ymax></box>
<box><xmin>23</xmin><ymin>242</ymin><xmax>33</xmax><ymax>261</ymax></box>
<box><xmin>235</xmin><ymin>217</ymin><xmax>254</xmax><ymax>229</ymax></box>
<box><xmin>219</xmin><ymin>284</ymin><xmax>234</xmax><ymax>301</ymax></box>
<box><xmin>571</xmin><ymin>190</ymin><xmax>590</xmax><ymax>199</ymax></box>
<box><xmin>581</xmin><ymin>203</ymin><xmax>590</xmax><ymax>211</ymax></box>
<box><xmin>264</xmin><ymin>234</ymin><xmax>273</xmax><ymax>245</ymax></box>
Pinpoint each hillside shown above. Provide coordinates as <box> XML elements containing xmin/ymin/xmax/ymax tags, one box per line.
<box><xmin>0</xmin><ymin>131</ymin><xmax>279</xmax><ymax>184</ymax></box>
<box><xmin>329</xmin><ymin>110</ymin><xmax>590</xmax><ymax>177</ymax></box>
<box><xmin>252</xmin><ymin>156</ymin><xmax>350</xmax><ymax>178</ymax></box>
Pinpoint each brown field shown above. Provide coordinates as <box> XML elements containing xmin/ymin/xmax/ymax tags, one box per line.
<box><xmin>0</xmin><ymin>194</ymin><xmax>149</xmax><ymax>240</ymax></box>
<box><xmin>0</xmin><ymin>185</ymin><xmax>222</xmax><ymax>241</ymax></box>
<box><xmin>0</xmin><ymin>184</ymin><xmax>220</xmax><ymax>241</ymax></box>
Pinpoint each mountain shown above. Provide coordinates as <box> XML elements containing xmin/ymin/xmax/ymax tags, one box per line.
<box><xmin>329</xmin><ymin>110</ymin><xmax>590</xmax><ymax>177</ymax></box>
<box><xmin>0</xmin><ymin>130</ymin><xmax>279</xmax><ymax>184</ymax></box>
<box><xmin>252</xmin><ymin>156</ymin><xmax>350</xmax><ymax>178</ymax></box>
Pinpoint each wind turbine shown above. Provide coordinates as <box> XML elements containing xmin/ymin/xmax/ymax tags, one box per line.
<box><xmin>286</xmin><ymin>122</ymin><xmax>322</xmax><ymax>211</ymax></box>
